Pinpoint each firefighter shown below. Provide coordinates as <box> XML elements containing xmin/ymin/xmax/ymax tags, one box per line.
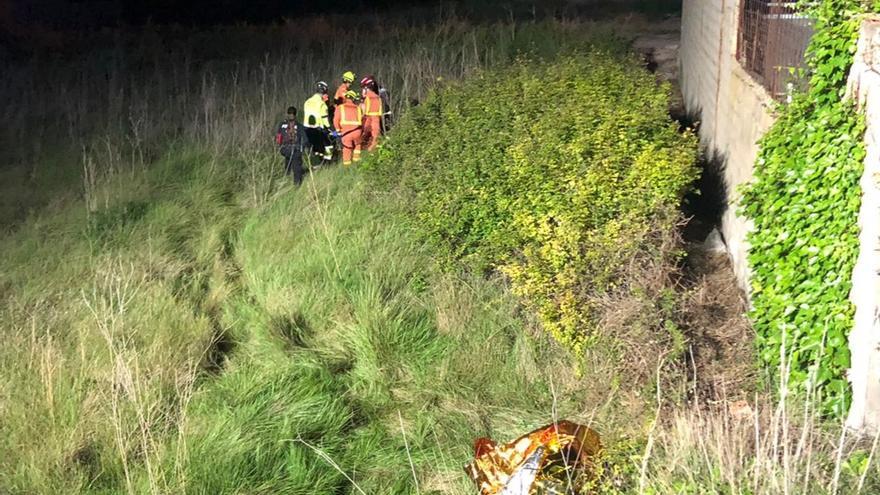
<box><xmin>303</xmin><ymin>81</ymin><xmax>335</xmax><ymax>163</ymax></box>
<box><xmin>360</xmin><ymin>75</ymin><xmax>383</xmax><ymax>151</ymax></box>
<box><xmin>334</xmin><ymin>71</ymin><xmax>356</xmax><ymax>104</ymax></box>
<box><xmin>275</xmin><ymin>106</ymin><xmax>306</xmax><ymax>185</ymax></box>
<box><xmin>333</xmin><ymin>90</ymin><xmax>363</xmax><ymax>166</ymax></box>
<box><xmin>329</xmin><ymin>71</ymin><xmax>354</xmax><ymax>127</ymax></box>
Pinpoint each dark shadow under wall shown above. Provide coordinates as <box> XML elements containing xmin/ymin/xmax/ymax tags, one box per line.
<box><xmin>636</xmin><ymin>42</ymin><xmax>755</xmax><ymax>400</ymax></box>
<box><xmin>672</xmin><ymin>109</ymin><xmax>753</xmax><ymax>401</ymax></box>
<box><xmin>682</xmin><ymin>145</ymin><xmax>729</xmax><ymax>243</ymax></box>
<box><xmin>633</xmin><ymin>36</ymin><xmax>729</xmax><ymax>244</ymax></box>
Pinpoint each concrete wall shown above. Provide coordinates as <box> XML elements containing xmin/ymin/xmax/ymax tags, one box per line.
<box><xmin>845</xmin><ymin>17</ymin><xmax>880</xmax><ymax>434</ymax></box>
<box><xmin>682</xmin><ymin>2</ymin><xmax>880</xmax><ymax>433</ymax></box>
<box><xmin>680</xmin><ymin>0</ymin><xmax>777</xmax><ymax>291</ymax></box>
<box><xmin>682</xmin><ymin>6</ymin><xmax>880</xmax><ymax>433</ymax></box>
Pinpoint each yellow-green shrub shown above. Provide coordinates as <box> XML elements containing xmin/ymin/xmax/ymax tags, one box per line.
<box><xmin>368</xmin><ymin>52</ymin><xmax>698</xmax><ymax>352</ymax></box>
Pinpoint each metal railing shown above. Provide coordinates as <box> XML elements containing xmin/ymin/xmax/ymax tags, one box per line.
<box><xmin>736</xmin><ymin>0</ymin><xmax>813</xmax><ymax>100</ymax></box>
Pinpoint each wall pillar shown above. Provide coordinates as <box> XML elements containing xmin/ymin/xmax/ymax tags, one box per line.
<box><xmin>845</xmin><ymin>17</ymin><xmax>880</xmax><ymax>434</ymax></box>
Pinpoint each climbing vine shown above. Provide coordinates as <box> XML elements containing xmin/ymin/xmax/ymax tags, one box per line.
<box><xmin>741</xmin><ymin>0</ymin><xmax>871</xmax><ymax>416</ymax></box>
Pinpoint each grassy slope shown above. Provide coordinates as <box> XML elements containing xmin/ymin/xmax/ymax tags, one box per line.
<box><xmin>0</xmin><ymin>150</ymin><xmax>248</xmax><ymax>491</ymax></box>
<box><xmin>7</xmin><ymin>154</ymin><xmax>876</xmax><ymax>494</ymax></box>
<box><xmin>0</xmin><ymin>16</ymin><xmax>649</xmax><ymax>493</ymax></box>
<box><xmin>0</xmin><ymin>18</ymin><xmax>631</xmax><ymax>229</ymax></box>
<box><xmin>212</xmin><ymin>169</ymin><xmax>602</xmax><ymax>493</ymax></box>
<box><xmin>0</xmin><ymin>157</ymin><xmax>609</xmax><ymax>492</ymax></box>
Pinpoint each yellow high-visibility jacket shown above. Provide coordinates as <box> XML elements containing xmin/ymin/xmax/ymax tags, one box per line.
<box><xmin>303</xmin><ymin>93</ymin><xmax>330</xmax><ymax>129</ymax></box>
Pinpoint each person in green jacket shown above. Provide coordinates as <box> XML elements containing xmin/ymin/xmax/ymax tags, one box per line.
<box><xmin>303</xmin><ymin>81</ymin><xmax>336</xmax><ymax>164</ymax></box>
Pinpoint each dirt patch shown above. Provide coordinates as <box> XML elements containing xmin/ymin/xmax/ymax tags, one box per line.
<box><xmin>633</xmin><ymin>31</ymin><xmax>685</xmax><ymax>119</ymax></box>
<box><xmin>675</xmin><ymin>147</ymin><xmax>754</xmax><ymax>403</ymax></box>
<box><xmin>679</xmin><ymin>243</ymin><xmax>755</xmax><ymax>402</ymax></box>
<box><xmin>671</xmin><ymin>121</ymin><xmax>753</xmax><ymax>403</ymax></box>
<box><xmin>674</xmin><ymin>128</ymin><xmax>754</xmax><ymax>403</ymax></box>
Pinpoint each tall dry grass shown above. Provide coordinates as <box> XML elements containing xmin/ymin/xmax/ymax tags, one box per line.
<box><xmin>0</xmin><ymin>14</ymin><xmax>640</xmax><ymax>225</ymax></box>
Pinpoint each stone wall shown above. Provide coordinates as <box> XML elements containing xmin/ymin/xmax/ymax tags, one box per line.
<box><xmin>845</xmin><ymin>17</ymin><xmax>880</xmax><ymax>434</ymax></box>
<box><xmin>680</xmin><ymin>0</ymin><xmax>777</xmax><ymax>291</ymax></box>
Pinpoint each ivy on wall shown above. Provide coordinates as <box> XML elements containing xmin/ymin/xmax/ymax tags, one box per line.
<box><xmin>741</xmin><ymin>0</ymin><xmax>871</xmax><ymax>416</ymax></box>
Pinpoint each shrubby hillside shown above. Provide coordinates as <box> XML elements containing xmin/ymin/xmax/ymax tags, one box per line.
<box><xmin>369</xmin><ymin>52</ymin><xmax>697</xmax><ymax>356</ymax></box>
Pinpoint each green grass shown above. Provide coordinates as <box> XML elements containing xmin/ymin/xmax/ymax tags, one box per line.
<box><xmin>1</xmin><ymin>16</ymin><xmax>642</xmax><ymax>492</ymax></box>
<box><xmin>0</xmin><ymin>12</ymin><xmax>677</xmax><ymax>229</ymax></box>
<box><xmin>0</xmin><ymin>149</ymin><xmax>248</xmax><ymax>492</ymax></box>
<box><xmin>0</xmin><ymin>157</ymin><xmax>612</xmax><ymax>492</ymax></box>
<box><xmin>176</xmin><ymin>168</ymin><xmax>609</xmax><ymax>493</ymax></box>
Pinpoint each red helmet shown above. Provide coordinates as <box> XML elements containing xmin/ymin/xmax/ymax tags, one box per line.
<box><xmin>360</xmin><ymin>75</ymin><xmax>375</xmax><ymax>88</ymax></box>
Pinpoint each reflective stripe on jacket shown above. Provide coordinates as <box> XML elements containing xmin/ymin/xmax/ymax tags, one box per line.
<box><xmin>303</xmin><ymin>93</ymin><xmax>330</xmax><ymax>128</ymax></box>
<box><xmin>363</xmin><ymin>89</ymin><xmax>383</xmax><ymax>117</ymax></box>
<box><xmin>335</xmin><ymin>102</ymin><xmax>363</xmax><ymax>129</ymax></box>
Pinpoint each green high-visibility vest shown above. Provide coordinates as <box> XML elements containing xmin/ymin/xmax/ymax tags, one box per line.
<box><xmin>303</xmin><ymin>94</ymin><xmax>329</xmax><ymax>129</ymax></box>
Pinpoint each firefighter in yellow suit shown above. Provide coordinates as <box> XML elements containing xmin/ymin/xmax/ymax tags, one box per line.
<box><xmin>303</xmin><ymin>81</ymin><xmax>334</xmax><ymax>163</ymax></box>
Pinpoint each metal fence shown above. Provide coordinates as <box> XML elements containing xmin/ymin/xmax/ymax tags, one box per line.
<box><xmin>736</xmin><ymin>0</ymin><xmax>813</xmax><ymax>100</ymax></box>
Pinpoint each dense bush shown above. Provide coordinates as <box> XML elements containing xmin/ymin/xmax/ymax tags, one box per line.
<box><xmin>368</xmin><ymin>52</ymin><xmax>698</xmax><ymax>353</ymax></box>
<box><xmin>740</xmin><ymin>0</ymin><xmax>867</xmax><ymax>416</ymax></box>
